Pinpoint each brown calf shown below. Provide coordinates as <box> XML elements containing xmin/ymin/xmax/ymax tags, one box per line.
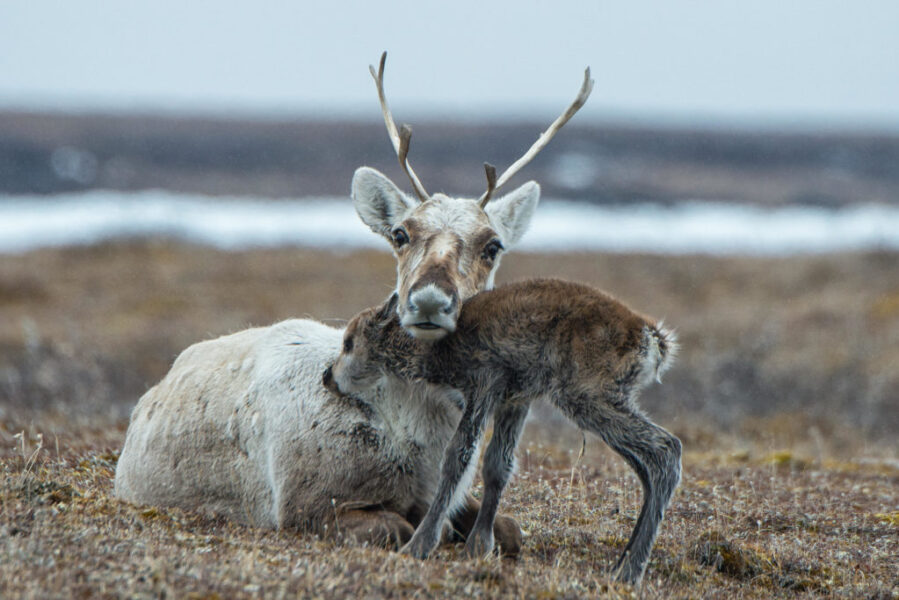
<box><xmin>327</xmin><ymin>279</ymin><xmax>681</xmax><ymax>584</ymax></box>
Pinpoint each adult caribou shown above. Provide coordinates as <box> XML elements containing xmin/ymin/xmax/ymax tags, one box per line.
<box><xmin>115</xmin><ymin>53</ymin><xmax>593</xmax><ymax>552</ymax></box>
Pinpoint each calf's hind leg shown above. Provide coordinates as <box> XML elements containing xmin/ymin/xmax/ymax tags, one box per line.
<box><xmin>465</xmin><ymin>401</ymin><xmax>529</xmax><ymax>559</ymax></box>
<box><xmin>569</xmin><ymin>399</ymin><xmax>682</xmax><ymax>584</ymax></box>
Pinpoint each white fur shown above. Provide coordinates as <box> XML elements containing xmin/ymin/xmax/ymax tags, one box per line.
<box><xmin>351</xmin><ymin>169</ymin><xmax>540</xmax><ymax>342</ymax></box>
<box><xmin>115</xmin><ymin>166</ymin><xmax>540</xmax><ymax>533</ymax></box>
<box><xmin>115</xmin><ymin>319</ymin><xmax>470</xmax><ymax>528</ymax></box>
<box><xmin>352</xmin><ymin>167</ymin><xmax>418</xmax><ymax>238</ymax></box>
<box><xmin>483</xmin><ymin>182</ymin><xmax>541</xmax><ymax>248</ymax></box>
<box><xmin>639</xmin><ymin>324</ymin><xmax>678</xmax><ymax>387</ymax></box>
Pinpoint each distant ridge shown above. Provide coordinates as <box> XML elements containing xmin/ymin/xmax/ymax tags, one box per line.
<box><xmin>2</xmin><ymin>111</ymin><xmax>898</xmax><ymax>206</ymax></box>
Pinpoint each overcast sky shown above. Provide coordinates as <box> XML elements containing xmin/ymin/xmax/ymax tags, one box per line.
<box><xmin>2</xmin><ymin>1</ymin><xmax>897</xmax><ymax>128</ymax></box>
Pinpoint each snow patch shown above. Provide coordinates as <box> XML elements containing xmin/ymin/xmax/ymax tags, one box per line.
<box><xmin>2</xmin><ymin>190</ymin><xmax>899</xmax><ymax>255</ymax></box>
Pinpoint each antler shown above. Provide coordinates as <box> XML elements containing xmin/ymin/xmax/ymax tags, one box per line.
<box><xmin>479</xmin><ymin>67</ymin><xmax>594</xmax><ymax>208</ymax></box>
<box><xmin>482</xmin><ymin>162</ymin><xmax>497</xmax><ymax>203</ymax></box>
<box><xmin>369</xmin><ymin>52</ymin><xmax>430</xmax><ymax>202</ymax></box>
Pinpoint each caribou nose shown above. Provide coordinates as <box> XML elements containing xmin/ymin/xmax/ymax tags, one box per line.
<box><xmin>409</xmin><ymin>286</ymin><xmax>455</xmax><ymax>318</ymax></box>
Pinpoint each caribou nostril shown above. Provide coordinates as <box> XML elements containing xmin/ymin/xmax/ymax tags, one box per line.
<box><xmin>442</xmin><ymin>295</ymin><xmax>458</xmax><ymax>314</ymax></box>
<box><xmin>322</xmin><ymin>366</ymin><xmax>333</xmax><ymax>388</ymax></box>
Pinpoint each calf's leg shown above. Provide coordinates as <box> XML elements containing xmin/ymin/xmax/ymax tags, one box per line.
<box><xmin>465</xmin><ymin>401</ymin><xmax>529</xmax><ymax>558</ymax></box>
<box><xmin>401</xmin><ymin>395</ymin><xmax>493</xmax><ymax>559</ymax></box>
<box><xmin>566</xmin><ymin>397</ymin><xmax>682</xmax><ymax>584</ymax></box>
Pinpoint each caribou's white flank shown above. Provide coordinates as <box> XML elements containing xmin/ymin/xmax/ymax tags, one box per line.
<box><xmin>114</xmin><ymin>53</ymin><xmax>592</xmax><ymax>550</ymax></box>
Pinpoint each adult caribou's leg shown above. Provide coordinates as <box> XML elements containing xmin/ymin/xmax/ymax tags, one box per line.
<box><xmin>445</xmin><ymin>495</ymin><xmax>523</xmax><ymax>558</ymax></box>
<box><xmin>329</xmin><ymin>507</ymin><xmax>415</xmax><ymax>549</ymax></box>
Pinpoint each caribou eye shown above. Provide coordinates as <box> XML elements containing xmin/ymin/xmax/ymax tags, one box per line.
<box><xmin>343</xmin><ymin>336</ymin><xmax>354</xmax><ymax>353</ymax></box>
<box><xmin>392</xmin><ymin>228</ymin><xmax>410</xmax><ymax>248</ymax></box>
<box><xmin>482</xmin><ymin>239</ymin><xmax>504</xmax><ymax>261</ymax></box>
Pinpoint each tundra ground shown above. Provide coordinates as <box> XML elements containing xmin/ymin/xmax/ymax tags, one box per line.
<box><xmin>2</xmin><ymin>416</ymin><xmax>896</xmax><ymax>599</ymax></box>
<box><xmin>1</xmin><ymin>243</ymin><xmax>897</xmax><ymax>598</ymax></box>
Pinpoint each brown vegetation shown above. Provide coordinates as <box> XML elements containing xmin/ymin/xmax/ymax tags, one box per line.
<box><xmin>2</xmin><ymin>417</ymin><xmax>896</xmax><ymax>598</ymax></box>
<box><xmin>1</xmin><ymin>242</ymin><xmax>898</xmax><ymax>597</ymax></box>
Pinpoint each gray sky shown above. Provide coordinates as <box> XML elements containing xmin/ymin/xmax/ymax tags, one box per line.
<box><xmin>2</xmin><ymin>1</ymin><xmax>898</xmax><ymax>128</ymax></box>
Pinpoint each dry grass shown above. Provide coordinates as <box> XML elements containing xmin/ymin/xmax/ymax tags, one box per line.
<box><xmin>2</xmin><ymin>242</ymin><xmax>897</xmax><ymax>437</ymax></box>
<box><xmin>1</xmin><ymin>422</ymin><xmax>897</xmax><ymax>599</ymax></box>
<box><xmin>1</xmin><ymin>242</ymin><xmax>898</xmax><ymax>597</ymax></box>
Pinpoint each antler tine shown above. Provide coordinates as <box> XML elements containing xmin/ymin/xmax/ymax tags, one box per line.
<box><xmin>369</xmin><ymin>51</ymin><xmax>429</xmax><ymax>202</ymax></box>
<box><xmin>368</xmin><ymin>53</ymin><xmax>399</xmax><ymax>154</ymax></box>
<box><xmin>478</xmin><ymin>67</ymin><xmax>594</xmax><ymax>206</ymax></box>
<box><xmin>479</xmin><ymin>163</ymin><xmax>497</xmax><ymax>208</ymax></box>
<box><xmin>397</xmin><ymin>124</ymin><xmax>427</xmax><ymax>197</ymax></box>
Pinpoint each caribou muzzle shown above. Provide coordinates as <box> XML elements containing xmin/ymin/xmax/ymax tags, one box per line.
<box><xmin>401</xmin><ymin>284</ymin><xmax>459</xmax><ymax>340</ymax></box>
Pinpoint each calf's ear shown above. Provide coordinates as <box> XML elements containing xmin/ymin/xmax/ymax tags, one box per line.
<box><xmin>376</xmin><ymin>293</ymin><xmax>400</xmax><ymax>323</ymax></box>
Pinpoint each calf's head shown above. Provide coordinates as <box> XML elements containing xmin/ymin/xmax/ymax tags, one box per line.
<box><xmin>325</xmin><ymin>294</ymin><xmax>404</xmax><ymax>395</ymax></box>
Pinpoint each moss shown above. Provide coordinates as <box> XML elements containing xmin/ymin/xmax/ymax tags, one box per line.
<box><xmin>690</xmin><ymin>531</ymin><xmax>849</xmax><ymax>593</ymax></box>
<box><xmin>597</xmin><ymin>535</ymin><xmax>627</xmax><ymax>549</ymax></box>
<box><xmin>656</xmin><ymin>557</ymin><xmax>700</xmax><ymax>585</ymax></box>
<box><xmin>873</xmin><ymin>511</ymin><xmax>899</xmax><ymax>526</ymax></box>
<box><xmin>774</xmin><ymin>560</ymin><xmax>843</xmax><ymax>593</ymax></box>
<box><xmin>14</xmin><ymin>475</ymin><xmax>78</xmax><ymax>505</ymax></box>
<box><xmin>762</xmin><ymin>450</ymin><xmax>810</xmax><ymax>470</ymax></box>
<box><xmin>690</xmin><ymin>530</ymin><xmax>773</xmax><ymax>580</ymax></box>
<box><xmin>140</xmin><ymin>507</ymin><xmax>162</xmax><ymax>520</ymax></box>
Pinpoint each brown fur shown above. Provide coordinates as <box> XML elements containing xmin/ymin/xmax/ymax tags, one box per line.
<box><xmin>331</xmin><ymin>278</ymin><xmax>681</xmax><ymax>584</ymax></box>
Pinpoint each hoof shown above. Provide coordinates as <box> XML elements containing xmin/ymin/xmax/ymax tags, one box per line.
<box><xmin>493</xmin><ymin>514</ymin><xmax>522</xmax><ymax>558</ymax></box>
<box><xmin>464</xmin><ymin>528</ymin><xmax>495</xmax><ymax>559</ymax></box>
<box><xmin>400</xmin><ymin>532</ymin><xmax>437</xmax><ymax>559</ymax></box>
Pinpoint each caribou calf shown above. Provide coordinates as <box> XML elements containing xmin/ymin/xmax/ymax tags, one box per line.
<box><xmin>326</xmin><ymin>279</ymin><xmax>681</xmax><ymax>584</ymax></box>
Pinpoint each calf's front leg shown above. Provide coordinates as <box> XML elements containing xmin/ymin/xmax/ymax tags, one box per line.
<box><xmin>465</xmin><ymin>401</ymin><xmax>529</xmax><ymax>559</ymax></box>
<box><xmin>400</xmin><ymin>397</ymin><xmax>492</xmax><ymax>559</ymax></box>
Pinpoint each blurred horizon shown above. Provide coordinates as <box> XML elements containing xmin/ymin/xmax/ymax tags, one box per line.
<box><xmin>2</xmin><ymin>1</ymin><xmax>898</xmax><ymax>132</ymax></box>
<box><xmin>4</xmin><ymin>2</ymin><xmax>899</xmax><ymax>240</ymax></box>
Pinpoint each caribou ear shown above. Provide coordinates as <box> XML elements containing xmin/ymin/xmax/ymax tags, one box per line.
<box><xmin>484</xmin><ymin>181</ymin><xmax>540</xmax><ymax>248</ymax></box>
<box><xmin>352</xmin><ymin>167</ymin><xmax>418</xmax><ymax>240</ymax></box>
<box><xmin>376</xmin><ymin>293</ymin><xmax>400</xmax><ymax>324</ymax></box>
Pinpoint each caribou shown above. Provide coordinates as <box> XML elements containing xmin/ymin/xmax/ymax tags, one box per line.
<box><xmin>327</xmin><ymin>280</ymin><xmax>681</xmax><ymax>584</ymax></box>
<box><xmin>114</xmin><ymin>53</ymin><xmax>593</xmax><ymax>553</ymax></box>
